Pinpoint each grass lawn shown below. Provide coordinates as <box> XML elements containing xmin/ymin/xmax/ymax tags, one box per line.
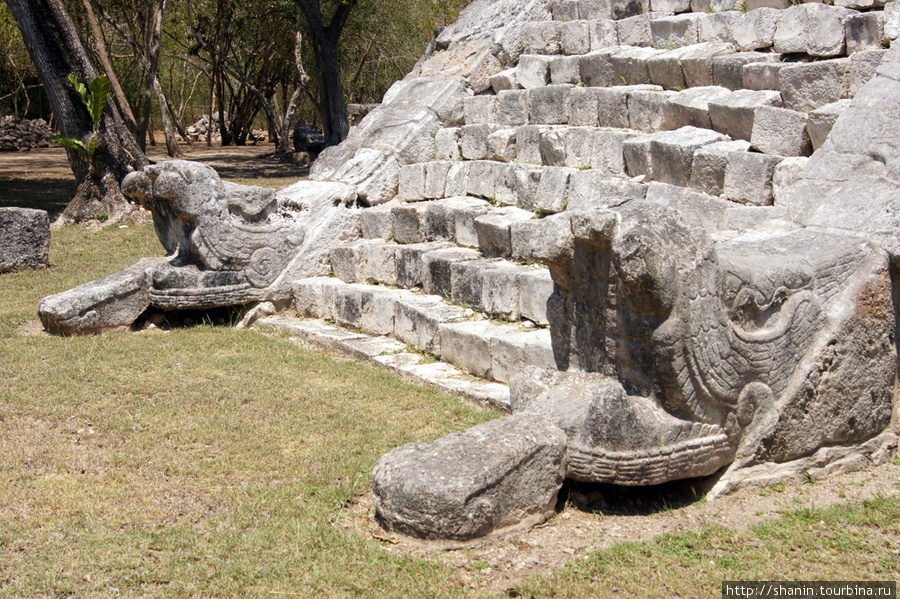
<box><xmin>0</xmin><ymin>178</ymin><xmax>896</xmax><ymax>597</ymax></box>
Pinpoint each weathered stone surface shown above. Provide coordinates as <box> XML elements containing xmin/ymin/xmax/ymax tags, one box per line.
<box><xmin>0</xmin><ymin>207</ymin><xmax>49</xmax><ymax>272</ymax></box>
<box><xmin>664</xmin><ymin>86</ymin><xmax>731</xmax><ymax>130</ymax></box>
<box><xmin>372</xmin><ymin>413</ymin><xmax>566</xmax><ymax>541</ymax></box>
<box><xmin>779</xmin><ymin>59</ymin><xmax>851</xmax><ymax>112</ymax></box>
<box><xmin>475</xmin><ymin>207</ymin><xmax>536</xmax><ymax>257</ymax></box>
<box><xmin>627</xmin><ymin>87</ymin><xmax>676</xmax><ymax>132</ymax></box>
<box><xmin>750</xmin><ymin>106</ymin><xmax>811</xmax><ymax>157</ymax></box>
<box><xmin>723</xmin><ymin>151</ymin><xmax>783</xmax><ymax>205</ymax></box>
<box><xmin>517</xmin><ymin>54</ymin><xmax>554</xmax><ymax>88</ymax></box>
<box><xmin>610</xmin><ymin>46</ymin><xmax>665</xmax><ymax>87</ymax></box>
<box><xmin>708</xmin><ymin>89</ymin><xmax>782</xmax><ymax>142</ymax></box>
<box><xmin>690</xmin><ymin>140</ymin><xmax>751</xmax><ymax>196</ymax></box>
<box><xmin>650</xmin><ymin>126</ymin><xmax>728</xmax><ymax>186</ymax></box>
<box><xmin>773</xmin><ymin>4</ymin><xmax>855</xmax><ymax>57</ymax></box>
<box><xmin>529</xmin><ymin>85</ymin><xmax>573</xmax><ymax>125</ymax></box>
<box><xmin>711</xmin><ymin>52</ymin><xmax>781</xmax><ymax>91</ymax></box>
<box><xmin>730</xmin><ymin>8</ymin><xmax>780</xmax><ymax>52</ymax></box>
<box><xmin>742</xmin><ymin>61</ymin><xmax>788</xmax><ymax>92</ymax></box>
<box><xmin>549</xmin><ymin>56</ymin><xmax>583</xmax><ymax>86</ymax></box>
<box><xmin>844</xmin><ymin>12</ymin><xmax>885</xmax><ymax>55</ymax></box>
<box><xmin>650</xmin><ymin>14</ymin><xmax>701</xmax><ymax>50</ymax></box>
<box><xmin>647</xmin><ymin>42</ymin><xmax>735</xmax><ymax>90</ymax></box>
<box><xmin>807</xmin><ymin>100</ymin><xmax>852</xmax><ymax>151</ymax></box>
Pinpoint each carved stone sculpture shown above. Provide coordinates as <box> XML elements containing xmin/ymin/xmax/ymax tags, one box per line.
<box><xmin>39</xmin><ymin>0</ymin><xmax>899</xmax><ymax>542</ymax></box>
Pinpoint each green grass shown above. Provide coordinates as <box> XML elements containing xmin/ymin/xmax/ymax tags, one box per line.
<box><xmin>0</xmin><ymin>198</ymin><xmax>897</xmax><ymax>597</ymax></box>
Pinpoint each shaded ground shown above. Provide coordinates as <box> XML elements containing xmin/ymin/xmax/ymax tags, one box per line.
<box><xmin>0</xmin><ymin>143</ymin><xmax>307</xmax><ymax>217</ymax></box>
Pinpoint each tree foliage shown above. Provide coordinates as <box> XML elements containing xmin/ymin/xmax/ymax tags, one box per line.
<box><xmin>4</xmin><ymin>0</ymin><xmax>472</xmax><ymax>149</ymax></box>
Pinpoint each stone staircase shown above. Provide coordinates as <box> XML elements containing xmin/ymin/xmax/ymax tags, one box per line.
<box><xmin>260</xmin><ymin>0</ymin><xmax>897</xmax><ymax>404</ymax></box>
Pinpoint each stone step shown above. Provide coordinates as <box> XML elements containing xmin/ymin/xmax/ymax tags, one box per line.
<box><xmin>328</xmin><ymin>239</ymin><xmax>554</xmax><ymax>325</ymax></box>
<box><xmin>539</xmin><ymin>4</ymin><xmax>892</xmax><ymax>55</ymax></box>
<box><xmin>254</xmin><ymin>315</ymin><xmax>511</xmax><ymax>408</ymax></box>
<box><xmin>291</xmin><ymin>278</ymin><xmax>556</xmax><ymax>384</ymax></box>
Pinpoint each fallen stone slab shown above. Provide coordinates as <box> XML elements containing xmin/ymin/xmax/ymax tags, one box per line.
<box><xmin>372</xmin><ymin>412</ymin><xmax>566</xmax><ymax>541</ymax></box>
<box><xmin>0</xmin><ymin>207</ymin><xmax>49</xmax><ymax>273</ymax></box>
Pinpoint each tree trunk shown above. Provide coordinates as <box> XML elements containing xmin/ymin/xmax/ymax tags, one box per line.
<box><xmin>154</xmin><ymin>79</ymin><xmax>181</xmax><ymax>157</ymax></box>
<box><xmin>6</xmin><ymin>0</ymin><xmax>148</xmax><ymax>225</ymax></box>
<box><xmin>78</xmin><ymin>0</ymin><xmax>139</xmax><ymax>137</ymax></box>
<box><xmin>296</xmin><ymin>0</ymin><xmax>356</xmax><ymax>148</ymax></box>
<box><xmin>138</xmin><ymin>0</ymin><xmax>166</xmax><ymax>152</ymax></box>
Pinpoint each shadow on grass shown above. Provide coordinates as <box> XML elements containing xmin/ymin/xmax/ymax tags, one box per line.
<box><xmin>0</xmin><ymin>176</ymin><xmax>75</xmax><ymax>218</ymax></box>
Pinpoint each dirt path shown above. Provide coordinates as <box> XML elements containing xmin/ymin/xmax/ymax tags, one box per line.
<box><xmin>0</xmin><ymin>143</ymin><xmax>304</xmax><ymax>181</ymax></box>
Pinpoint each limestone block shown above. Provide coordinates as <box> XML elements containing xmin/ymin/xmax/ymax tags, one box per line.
<box><xmin>835</xmin><ymin>0</ymin><xmax>883</xmax><ymax>8</ymax></box>
<box><xmin>742</xmin><ymin>62</ymin><xmax>789</xmax><ymax>91</ymax></box>
<box><xmin>551</xmin><ymin>0</ymin><xmax>580</xmax><ymax>21</ymax></box>
<box><xmin>475</xmin><ymin>207</ymin><xmax>536</xmax><ymax>258</ymax></box>
<box><xmin>750</xmin><ymin>106</ymin><xmax>812</xmax><ymax>157</ymax></box>
<box><xmin>540</xmin><ymin>128</ymin><xmax>579</xmax><ymax>167</ymax></box>
<box><xmin>727</xmin><ymin>13</ymin><xmax>778</xmax><ymax>53</ymax></box>
<box><xmin>331</xmin><ymin>284</ymin><xmax>396</xmax><ymax>334</ymax></box>
<box><xmin>610</xmin><ymin>46</ymin><xmax>664</xmax><ymax>86</ymax></box>
<box><xmin>623</xmin><ymin>131</ymin><xmax>670</xmax><ymax>179</ymax></box>
<box><xmin>590</xmin><ymin>86</ymin><xmax>629</xmax><ymax>128</ymax></box>
<box><xmin>650</xmin><ymin>126</ymin><xmax>728</xmax><ymax>187</ymax></box>
<box><xmin>393</xmin><ymin>292</ymin><xmax>467</xmax><ymax>353</ymax></box>
<box><xmin>723</xmin><ymin>151</ymin><xmax>783</xmax><ymax>206</ymax></box>
<box><xmin>359</xmin><ymin>240</ymin><xmax>399</xmax><ymax>285</ymax></box>
<box><xmin>845</xmin><ymin>13</ymin><xmax>885</xmax><ymax>55</ymax></box>
<box><xmin>490</xmin><ymin>68</ymin><xmax>519</xmax><ymax>94</ymax></box>
<box><xmin>591</xmin><ymin>128</ymin><xmax>635</xmax><ymax>174</ymax></box>
<box><xmin>461</xmin><ymin>124</ymin><xmax>503</xmax><ymax>160</ymax></box>
<box><xmin>360</xmin><ymin>204</ymin><xmax>395</xmax><ymax>240</ymax></box>
<box><xmin>886</xmin><ymin>1</ymin><xmax>900</xmax><ymax>41</ymax></box>
<box><xmin>746</xmin><ymin>0</ymin><xmax>789</xmax><ymax>9</ymax></box>
<box><xmin>650</xmin><ymin>0</ymin><xmax>690</xmax><ymax>11</ymax></box>
<box><xmin>395</xmin><ymin>242</ymin><xmax>452</xmax><ymax>289</ymax></box>
<box><xmin>381</xmin><ymin>77</ymin><xmax>468</xmax><ymax>126</ymax></box>
<box><xmin>534</xmin><ymin>166</ymin><xmax>576</xmax><ymax>213</ymax></box>
<box><xmin>579</xmin><ymin>48</ymin><xmax>623</xmax><ymax>87</ymax></box>
<box><xmin>434</xmin><ymin>127</ymin><xmax>461</xmax><ymax>161</ymax></box>
<box><xmin>627</xmin><ymin>88</ymin><xmax>676</xmax><ymax>132</ymax></box>
<box><xmin>648</xmin><ymin>42</ymin><xmax>735</xmax><ymax>90</ymax></box>
<box><xmin>0</xmin><ymin>207</ymin><xmax>49</xmax><ymax>272</ymax></box>
<box><xmin>779</xmin><ymin>59</ymin><xmax>851</xmax><ymax>112</ymax></box>
<box><xmin>522</xmin><ymin>21</ymin><xmax>562</xmax><ymax>55</ymax></box>
<box><xmin>391</xmin><ymin>203</ymin><xmax>427</xmax><ymax>244</ymax></box>
<box><xmin>491</xmin><ymin>329</ymin><xmax>556</xmax><ymax>383</ymax></box>
<box><xmin>371</xmin><ymin>412</ymin><xmax>567</xmax><ymax>541</ymax></box>
<box><xmin>617</xmin><ymin>14</ymin><xmax>672</xmax><ymax>47</ymax></box>
<box><xmin>561</xmin><ymin>20</ymin><xmax>591</xmax><ymax>55</ymax></box>
<box><xmin>650</xmin><ymin>14</ymin><xmax>701</xmax><ymax>50</ymax></box>
<box><xmin>464</xmin><ymin>95</ymin><xmax>496</xmax><ymax>125</ymax></box>
<box><xmin>292</xmin><ymin>276</ymin><xmax>345</xmax><ymax>320</ymax></box>
<box><xmin>487</xmin><ymin>128</ymin><xmax>518</xmax><ymax>162</ymax></box>
<box><xmin>450</xmin><ymin>258</ymin><xmax>490</xmax><ymax>312</ymax></box>
<box><xmin>711</xmin><ymin>52</ymin><xmax>781</xmax><ymax>91</ymax></box>
<box><xmin>444</xmin><ymin>162</ymin><xmax>469</xmax><ymax>197</ymax></box>
<box><xmin>691</xmin><ymin>0</ymin><xmax>738</xmax><ymax>12</ymax></box>
<box><xmin>465</xmin><ymin>160</ymin><xmax>505</xmax><ymax>200</ymax></box>
<box><xmin>697</xmin><ymin>12</ymin><xmax>740</xmax><ymax>46</ymax></box>
<box><xmin>438</xmin><ymin>196</ymin><xmax>492</xmax><ymax>247</ymax></box>
<box><xmin>422</xmin><ymin>247</ymin><xmax>482</xmax><ymax>297</ymax></box>
<box><xmin>529</xmin><ymin>85</ymin><xmax>573</xmax><ymax>124</ymax></box>
<box><xmin>771</xmin><ymin>156</ymin><xmax>808</xmax><ymax>204</ymax></box>
<box><xmin>516</xmin><ymin>125</ymin><xmax>556</xmax><ymax>164</ymax></box>
<box><xmin>347</xmin><ymin>107</ymin><xmax>441</xmax><ymax>167</ymax></box>
<box><xmin>440</xmin><ymin>320</ymin><xmax>516</xmax><ymax>379</ymax></box>
<box><xmin>397</xmin><ymin>163</ymin><xmax>426</xmax><ymax>201</ymax></box>
<box><xmin>518</xmin><ymin>54</ymin><xmax>554</xmax><ymax>88</ymax></box>
<box><xmin>773</xmin><ymin>4</ymin><xmax>855</xmax><ymax>57</ymax></box>
<box><xmin>850</xmin><ymin>50</ymin><xmax>888</xmax><ymax>96</ymax></box>
<box><xmin>708</xmin><ymin>89</ymin><xmax>783</xmax><ymax>142</ymax></box>
<box><xmin>664</xmin><ymin>86</ymin><xmax>731</xmax><ymax>129</ymax></box>
<box><xmin>589</xmin><ymin>19</ymin><xmax>619</xmax><ymax>50</ymax></box>
<box><xmin>517</xmin><ymin>267</ymin><xmax>555</xmax><ymax>325</ymax></box>
<box><xmin>424</xmin><ymin>161</ymin><xmax>452</xmax><ymax>199</ymax></box>
<box><xmin>690</xmin><ymin>139</ymin><xmax>751</xmax><ymax>196</ymax></box>
<box><xmin>549</xmin><ymin>56</ymin><xmax>583</xmax><ymax>85</ymax></box>
<box><xmin>568</xmin><ymin>87</ymin><xmax>602</xmax><ymax>126</ymax></box>
<box><xmin>38</xmin><ymin>259</ymin><xmax>155</xmax><ymax>335</ymax></box>
<box><xmin>508</xmin><ymin>165</ymin><xmax>544</xmax><ymax>210</ymax></box>
<box><xmin>578</xmin><ymin>0</ymin><xmax>611</xmax><ymax>19</ymax></box>
<box><xmin>807</xmin><ymin>99</ymin><xmax>852</xmax><ymax>151</ymax></box>
<box><xmin>493</xmin><ymin>162</ymin><xmax>525</xmax><ymax>206</ymax></box>
<box><xmin>567</xmin><ymin>170</ymin><xmax>648</xmax><ymax>210</ymax></box>
<box><xmin>482</xmin><ymin>260</ymin><xmax>525</xmax><ymax>320</ymax></box>
<box><xmin>421</xmin><ymin>196</ymin><xmax>456</xmax><ymax>241</ymax></box>
<box><xmin>415</xmin><ymin>41</ymin><xmax>501</xmax><ymax>95</ymax></box>
<box><xmin>311</xmin><ymin>147</ymin><xmax>401</xmax><ymax>206</ymax></box>
<box><xmin>496</xmin><ymin>90</ymin><xmax>530</xmax><ymax>126</ymax></box>
<box><xmin>329</xmin><ymin>239</ymin><xmax>373</xmax><ymax>282</ymax></box>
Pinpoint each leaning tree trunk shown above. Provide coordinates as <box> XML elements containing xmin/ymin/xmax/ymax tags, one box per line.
<box><xmin>6</xmin><ymin>0</ymin><xmax>148</xmax><ymax>225</ymax></box>
<box><xmin>296</xmin><ymin>0</ymin><xmax>356</xmax><ymax>148</ymax></box>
